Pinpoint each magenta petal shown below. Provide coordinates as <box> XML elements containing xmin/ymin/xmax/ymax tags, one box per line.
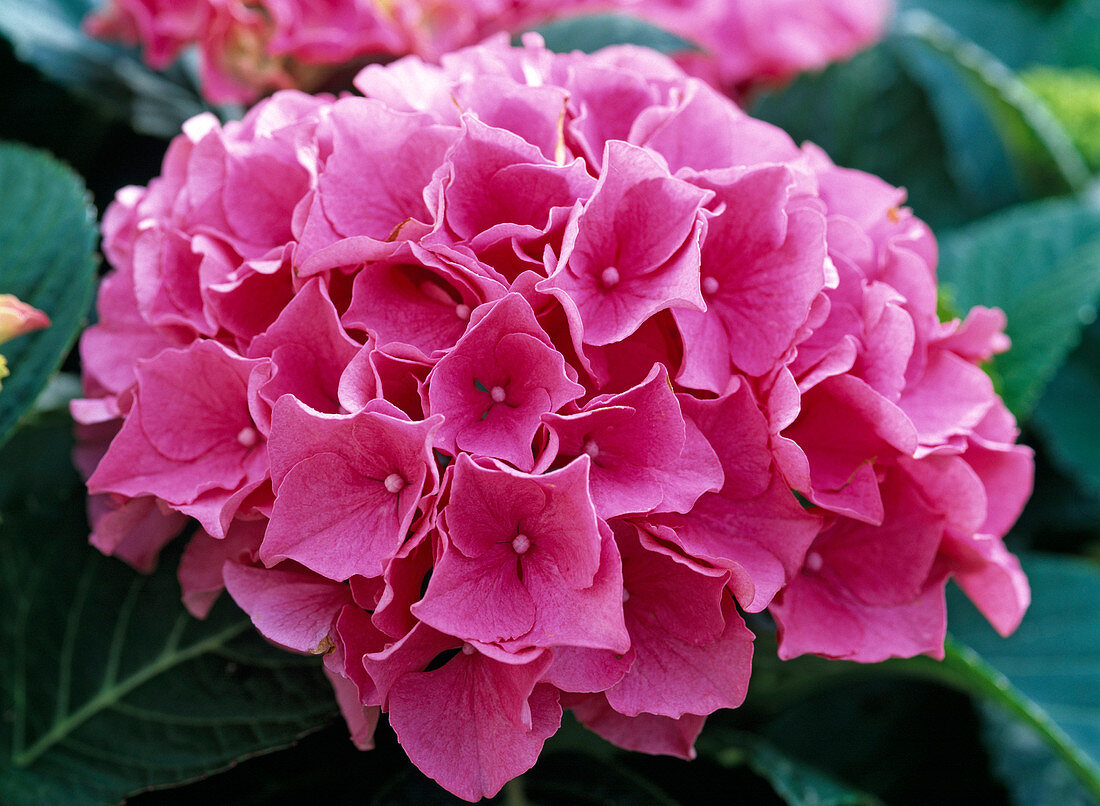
<box><xmin>445</xmin><ymin>454</ymin><xmax>603</xmax><ymax>588</ymax></box>
<box><xmin>413</xmin><ymin>541</ymin><xmax>537</xmax><ymax>643</ymax></box>
<box><xmin>88</xmin><ymin>342</ymin><xmax>266</xmax><ymax>506</ymax></box>
<box><xmin>941</xmin><ymin>533</ymin><xmax>1030</xmax><ymax>637</ymax></box>
<box><xmin>388</xmin><ymin>651</ymin><xmax>560</xmax><ymax>802</ymax></box>
<box><xmin>178</xmin><ymin>519</ymin><xmax>264</xmax><ymax>618</ymax></box>
<box><xmin>569</xmin><ymin>693</ymin><xmax>705</xmax><ymax>760</ymax></box>
<box><xmin>538</xmin><ymin>140</ymin><xmax>710</xmax><ymax>346</ymax></box>
<box><xmin>262</xmin><ymin>397</ymin><xmax>440</xmax><ymax>580</ymax></box>
<box><xmin>427</xmin><ymin>293</ymin><xmax>584</xmax><ymax>470</ymax></box>
<box><xmin>605</xmin><ymin>526</ymin><xmax>753</xmax><ymax>718</ymax></box>
<box><xmin>247</xmin><ymin>277</ymin><xmax>360</xmax><ymax>414</ymax></box>
<box><xmin>223</xmin><ymin>561</ymin><xmax>353</xmax><ymax>653</ymax></box>
<box><xmin>674</xmin><ymin>165</ymin><xmax>827</xmax><ymax>388</ymax></box>
<box><xmin>543</xmin><ymin>364</ymin><xmax>716</xmax><ymax>518</ymax></box>
<box><xmin>773</xmin><ymin>572</ymin><xmax>947</xmax><ymax>662</ymax></box>
<box><xmin>297</xmin><ymin>97</ymin><xmax>456</xmax><ymax>252</ymax></box>
<box><xmin>325</xmin><ymin>665</ymin><xmax>381</xmax><ymax>751</ymax></box>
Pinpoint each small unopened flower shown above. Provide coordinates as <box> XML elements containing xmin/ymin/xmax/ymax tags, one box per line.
<box><xmin>0</xmin><ymin>294</ymin><xmax>49</xmax><ymax>390</ymax></box>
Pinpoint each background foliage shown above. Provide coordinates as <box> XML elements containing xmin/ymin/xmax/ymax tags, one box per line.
<box><xmin>2</xmin><ymin>0</ymin><xmax>1100</xmax><ymax>802</ymax></box>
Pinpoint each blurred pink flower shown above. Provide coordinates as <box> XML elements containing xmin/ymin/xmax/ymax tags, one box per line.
<box><xmin>85</xmin><ymin>0</ymin><xmax>890</xmax><ymax>103</ymax></box>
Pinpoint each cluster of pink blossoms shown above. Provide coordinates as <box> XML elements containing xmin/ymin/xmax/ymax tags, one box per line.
<box><xmin>86</xmin><ymin>0</ymin><xmax>890</xmax><ymax>103</ymax></box>
<box><xmin>75</xmin><ymin>36</ymin><xmax>1032</xmax><ymax>801</ymax></box>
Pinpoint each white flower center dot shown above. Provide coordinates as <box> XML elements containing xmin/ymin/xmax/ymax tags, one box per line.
<box><xmin>455</xmin><ymin>303</ymin><xmax>471</xmax><ymax>321</ymax></box>
<box><xmin>512</xmin><ymin>533</ymin><xmax>531</xmax><ymax>554</ymax></box>
<box><xmin>621</xmin><ymin>588</ymin><xmax>630</xmax><ymax>604</ymax></box>
<box><xmin>702</xmin><ymin>276</ymin><xmax>720</xmax><ymax>295</ymax></box>
<box><xmin>583</xmin><ymin>439</ymin><xmax>599</xmax><ymax>459</ymax></box>
<box><xmin>384</xmin><ymin>473</ymin><xmax>406</xmax><ymax>494</ymax></box>
<box><xmin>461</xmin><ymin>643</ymin><xmax>476</xmax><ymax>655</ymax></box>
<box><xmin>236</xmin><ymin>427</ymin><xmax>258</xmax><ymax>448</ymax></box>
<box><xmin>489</xmin><ymin>385</ymin><xmax>507</xmax><ymax>403</ymax></box>
<box><xmin>601</xmin><ymin>267</ymin><xmax>620</xmax><ymax>288</ymax></box>
<box><xmin>805</xmin><ymin>551</ymin><xmax>824</xmax><ymax>573</ymax></box>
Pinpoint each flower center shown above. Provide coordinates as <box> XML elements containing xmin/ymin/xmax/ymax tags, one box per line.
<box><xmin>583</xmin><ymin>439</ymin><xmax>599</xmax><ymax>460</ymax></box>
<box><xmin>702</xmin><ymin>276</ymin><xmax>720</xmax><ymax>295</ymax></box>
<box><xmin>384</xmin><ymin>473</ymin><xmax>406</xmax><ymax>494</ymax></box>
<box><xmin>511</xmin><ymin>533</ymin><xmax>531</xmax><ymax>554</ymax></box>
<box><xmin>601</xmin><ymin>267</ymin><xmax>621</xmax><ymax>288</ymax></box>
<box><xmin>455</xmin><ymin>303</ymin><xmax>471</xmax><ymax>321</ymax></box>
<box><xmin>461</xmin><ymin>643</ymin><xmax>476</xmax><ymax>655</ymax></box>
<box><xmin>489</xmin><ymin>385</ymin><xmax>507</xmax><ymax>404</ymax></box>
<box><xmin>805</xmin><ymin>551</ymin><xmax>824</xmax><ymax>572</ymax></box>
<box><xmin>621</xmin><ymin>587</ymin><xmax>630</xmax><ymax>603</ymax></box>
<box><xmin>236</xmin><ymin>427</ymin><xmax>259</xmax><ymax>448</ymax></box>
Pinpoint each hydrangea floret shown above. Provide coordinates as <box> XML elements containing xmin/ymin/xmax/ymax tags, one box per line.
<box><xmin>75</xmin><ymin>35</ymin><xmax>1033</xmax><ymax>801</ymax></box>
<box><xmin>85</xmin><ymin>0</ymin><xmax>891</xmax><ymax>102</ymax></box>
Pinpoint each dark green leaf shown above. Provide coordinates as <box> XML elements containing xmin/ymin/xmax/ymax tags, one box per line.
<box><xmin>0</xmin><ymin>421</ymin><xmax>338</xmax><ymax>805</ymax></box>
<box><xmin>527</xmin><ymin>13</ymin><xmax>694</xmax><ymax>55</ymax></box>
<box><xmin>1047</xmin><ymin>0</ymin><xmax>1100</xmax><ymax>70</ymax></box>
<box><xmin>882</xmin><ymin>555</ymin><xmax>1100</xmax><ymax>803</ymax></box>
<box><xmin>1032</xmin><ymin>320</ymin><xmax>1100</xmax><ymax>497</ymax></box>
<box><xmin>698</xmin><ymin>730</ymin><xmax>882</xmax><ymax>806</ymax></box>
<box><xmin>897</xmin><ymin>0</ymin><xmax>1052</xmax><ymax>67</ymax></box>
<box><xmin>0</xmin><ymin>0</ymin><xmax>209</xmax><ymax>137</ymax></box>
<box><xmin>895</xmin><ymin>10</ymin><xmax>1090</xmax><ymax>196</ymax></box>
<box><xmin>751</xmin><ymin>39</ymin><xmax>1003</xmax><ymax>231</ymax></box>
<box><xmin>980</xmin><ymin>703</ymin><xmax>1095</xmax><ymax>806</ymax></box>
<box><xmin>0</xmin><ymin>142</ymin><xmax>97</xmax><ymax>450</ymax></box>
<box><xmin>936</xmin><ymin>196</ymin><xmax>1100</xmax><ymax>418</ymax></box>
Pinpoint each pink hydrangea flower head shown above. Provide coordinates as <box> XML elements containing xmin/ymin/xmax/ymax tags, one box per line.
<box><xmin>76</xmin><ymin>35</ymin><xmax>1030</xmax><ymax>801</ymax></box>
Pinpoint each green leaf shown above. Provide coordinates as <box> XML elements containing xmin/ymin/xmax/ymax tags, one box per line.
<box><xmin>897</xmin><ymin>0</ymin><xmax>1052</xmax><ymax>68</ymax></box>
<box><xmin>936</xmin><ymin>195</ymin><xmax>1100</xmax><ymax>418</ymax></box>
<box><xmin>527</xmin><ymin>13</ymin><xmax>694</xmax><ymax>55</ymax></box>
<box><xmin>0</xmin><ymin>142</ymin><xmax>97</xmax><ymax>451</ymax></box>
<box><xmin>0</xmin><ymin>421</ymin><xmax>338</xmax><ymax>805</ymax></box>
<box><xmin>751</xmin><ymin>38</ymin><xmax>1009</xmax><ymax>231</ymax></box>
<box><xmin>979</xmin><ymin>703</ymin><xmax>1095</xmax><ymax>806</ymax></box>
<box><xmin>1022</xmin><ymin>66</ymin><xmax>1100</xmax><ymax>171</ymax></box>
<box><xmin>895</xmin><ymin>10</ymin><xmax>1091</xmax><ymax>196</ymax></box>
<box><xmin>0</xmin><ymin>0</ymin><xmax>209</xmax><ymax>137</ymax></box>
<box><xmin>1047</xmin><ymin>0</ymin><xmax>1100</xmax><ymax>70</ymax></box>
<box><xmin>1032</xmin><ymin>319</ymin><xmax>1100</xmax><ymax>497</ymax></box>
<box><xmin>883</xmin><ymin>556</ymin><xmax>1100</xmax><ymax>803</ymax></box>
<box><xmin>698</xmin><ymin>730</ymin><xmax>882</xmax><ymax>806</ymax></box>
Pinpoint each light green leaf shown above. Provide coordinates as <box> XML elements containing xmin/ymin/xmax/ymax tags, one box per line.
<box><xmin>698</xmin><ymin>730</ymin><xmax>882</xmax><ymax>806</ymax></box>
<box><xmin>936</xmin><ymin>195</ymin><xmax>1100</xmax><ymax>418</ymax></box>
<box><xmin>895</xmin><ymin>9</ymin><xmax>1090</xmax><ymax>196</ymax></box>
<box><xmin>0</xmin><ymin>421</ymin><xmax>338</xmax><ymax>805</ymax></box>
<box><xmin>0</xmin><ymin>142</ymin><xmax>97</xmax><ymax>451</ymax></box>
<box><xmin>0</xmin><ymin>0</ymin><xmax>209</xmax><ymax>137</ymax></box>
<box><xmin>527</xmin><ymin>13</ymin><xmax>694</xmax><ymax>55</ymax></box>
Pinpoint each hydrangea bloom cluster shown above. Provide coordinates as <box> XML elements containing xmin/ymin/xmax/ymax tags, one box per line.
<box><xmin>75</xmin><ymin>36</ymin><xmax>1032</xmax><ymax>801</ymax></box>
<box><xmin>85</xmin><ymin>0</ymin><xmax>890</xmax><ymax>103</ymax></box>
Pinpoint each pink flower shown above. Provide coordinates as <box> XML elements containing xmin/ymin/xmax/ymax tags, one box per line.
<box><xmin>0</xmin><ymin>294</ymin><xmax>50</xmax><ymax>344</ymax></box>
<box><xmin>85</xmin><ymin>0</ymin><xmax>889</xmax><ymax>103</ymax></box>
<box><xmin>76</xmin><ymin>36</ymin><xmax>1030</xmax><ymax>801</ymax></box>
